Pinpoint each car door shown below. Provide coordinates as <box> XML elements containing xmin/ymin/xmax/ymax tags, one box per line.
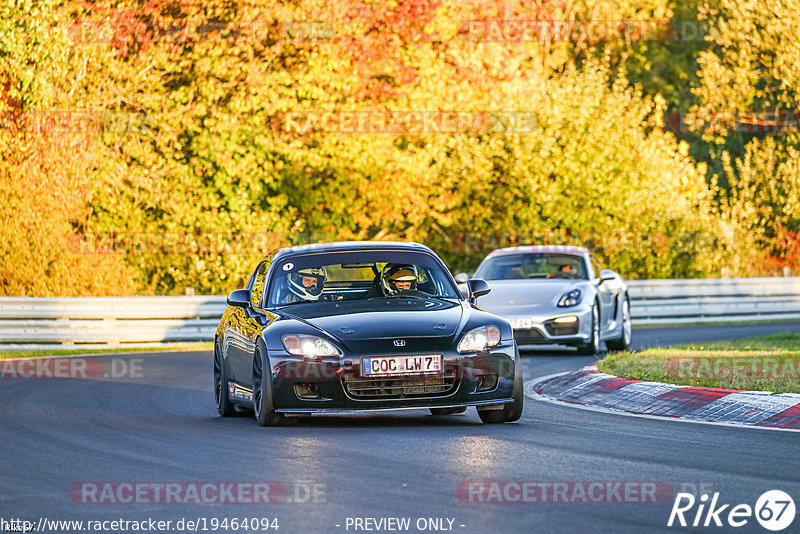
<box><xmin>589</xmin><ymin>254</ymin><xmax>615</xmax><ymax>335</ymax></box>
<box><xmin>226</xmin><ymin>259</ymin><xmax>270</xmax><ymax>385</ymax></box>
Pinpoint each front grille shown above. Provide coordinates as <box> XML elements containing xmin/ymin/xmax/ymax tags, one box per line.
<box><xmin>514</xmin><ymin>328</ymin><xmax>545</xmax><ymax>344</ymax></box>
<box><xmin>342</xmin><ymin>372</ymin><xmax>458</xmax><ymax>399</ymax></box>
<box><xmin>544</xmin><ymin>321</ymin><xmax>579</xmax><ymax>336</ymax></box>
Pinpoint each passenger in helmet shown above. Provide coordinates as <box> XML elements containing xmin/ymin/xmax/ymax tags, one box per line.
<box><xmin>380</xmin><ymin>264</ymin><xmax>418</xmax><ymax>296</ymax></box>
<box><xmin>282</xmin><ymin>266</ymin><xmax>327</xmax><ymax>303</ymax></box>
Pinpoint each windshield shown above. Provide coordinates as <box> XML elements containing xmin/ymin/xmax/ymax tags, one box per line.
<box><xmin>474</xmin><ymin>253</ymin><xmax>588</xmax><ymax>280</ymax></box>
<box><xmin>267</xmin><ymin>250</ymin><xmax>460</xmax><ymax>306</ymax></box>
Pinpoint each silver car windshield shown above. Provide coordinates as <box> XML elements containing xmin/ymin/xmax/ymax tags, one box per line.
<box><xmin>474</xmin><ymin>253</ymin><xmax>587</xmax><ymax>280</ymax></box>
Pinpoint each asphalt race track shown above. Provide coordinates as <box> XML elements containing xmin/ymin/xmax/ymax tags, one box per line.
<box><xmin>2</xmin><ymin>322</ymin><xmax>799</xmax><ymax>534</ymax></box>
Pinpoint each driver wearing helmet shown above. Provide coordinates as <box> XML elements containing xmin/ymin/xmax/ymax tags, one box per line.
<box><xmin>559</xmin><ymin>264</ymin><xmax>578</xmax><ymax>277</ymax></box>
<box><xmin>380</xmin><ymin>264</ymin><xmax>419</xmax><ymax>296</ymax></box>
<box><xmin>281</xmin><ymin>266</ymin><xmax>327</xmax><ymax>303</ymax></box>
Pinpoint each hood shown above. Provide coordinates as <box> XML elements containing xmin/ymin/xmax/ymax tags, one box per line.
<box><xmin>277</xmin><ymin>298</ymin><xmax>465</xmax><ymax>352</ymax></box>
<box><xmin>474</xmin><ymin>279</ymin><xmax>580</xmax><ymax>316</ymax></box>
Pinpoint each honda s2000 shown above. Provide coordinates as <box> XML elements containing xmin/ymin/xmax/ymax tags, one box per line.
<box><xmin>214</xmin><ymin>241</ymin><xmax>523</xmax><ymax>426</ymax></box>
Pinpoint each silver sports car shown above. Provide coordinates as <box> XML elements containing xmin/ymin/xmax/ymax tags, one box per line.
<box><xmin>456</xmin><ymin>246</ymin><xmax>631</xmax><ymax>355</ymax></box>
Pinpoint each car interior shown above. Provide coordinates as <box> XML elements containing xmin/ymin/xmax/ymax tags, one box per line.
<box><xmin>271</xmin><ymin>262</ymin><xmax>443</xmax><ymax>303</ymax></box>
<box><xmin>479</xmin><ymin>254</ymin><xmax>587</xmax><ymax>280</ymax></box>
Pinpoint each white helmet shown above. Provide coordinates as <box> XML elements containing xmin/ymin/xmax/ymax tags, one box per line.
<box><xmin>380</xmin><ymin>264</ymin><xmax>418</xmax><ymax>296</ymax></box>
<box><xmin>287</xmin><ymin>267</ymin><xmax>327</xmax><ymax>301</ymax></box>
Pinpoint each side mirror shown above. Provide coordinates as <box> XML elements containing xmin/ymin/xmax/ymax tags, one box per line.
<box><xmin>227</xmin><ymin>289</ymin><xmax>251</xmax><ymax>308</ymax></box>
<box><xmin>598</xmin><ymin>269</ymin><xmax>616</xmax><ymax>285</ymax></box>
<box><xmin>467</xmin><ymin>278</ymin><xmax>491</xmax><ymax>304</ymax></box>
<box><xmin>454</xmin><ymin>272</ymin><xmax>470</xmax><ymax>284</ymax></box>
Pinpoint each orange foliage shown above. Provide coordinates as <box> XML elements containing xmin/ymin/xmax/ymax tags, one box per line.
<box><xmin>0</xmin><ymin>120</ymin><xmax>139</xmax><ymax>295</ymax></box>
<box><xmin>753</xmin><ymin>227</ymin><xmax>800</xmax><ymax>276</ymax></box>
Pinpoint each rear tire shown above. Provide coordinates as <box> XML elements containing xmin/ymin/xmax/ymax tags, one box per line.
<box><xmin>214</xmin><ymin>341</ymin><xmax>236</xmax><ymax>417</ymax></box>
<box><xmin>430</xmin><ymin>407</ymin><xmax>467</xmax><ymax>416</ymax></box>
<box><xmin>576</xmin><ymin>303</ymin><xmax>600</xmax><ymax>356</ymax></box>
<box><xmin>478</xmin><ymin>360</ymin><xmax>524</xmax><ymax>424</ymax></box>
<box><xmin>253</xmin><ymin>346</ymin><xmax>286</xmax><ymax>427</ymax></box>
<box><xmin>606</xmin><ymin>295</ymin><xmax>632</xmax><ymax>351</ymax></box>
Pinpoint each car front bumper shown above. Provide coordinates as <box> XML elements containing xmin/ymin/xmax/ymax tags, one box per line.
<box><xmin>503</xmin><ymin>306</ymin><xmax>594</xmax><ymax>346</ymax></box>
<box><xmin>266</xmin><ymin>343</ymin><xmax>518</xmax><ymax>413</ymax></box>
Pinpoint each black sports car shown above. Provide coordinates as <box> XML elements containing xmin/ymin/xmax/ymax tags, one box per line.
<box><xmin>214</xmin><ymin>241</ymin><xmax>523</xmax><ymax>425</ymax></box>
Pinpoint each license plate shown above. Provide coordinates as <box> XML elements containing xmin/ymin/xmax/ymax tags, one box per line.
<box><xmin>362</xmin><ymin>354</ymin><xmax>443</xmax><ymax>377</ymax></box>
<box><xmin>509</xmin><ymin>317</ymin><xmax>534</xmax><ymax>330</ymax></box>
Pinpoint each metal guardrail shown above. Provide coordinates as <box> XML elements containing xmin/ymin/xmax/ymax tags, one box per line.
<box><xmin>628</xmin><ymin>277</ymin><xmax>800</xmax><ymax>325</ymax></box>
<box><xmin>1</xmin><ymin>277</ymin><xmax>799</xmax><ymax>345</ymax></box>
<box><xmin>0</xmin><ymin>296</ymin><xmax>227</xmax><ymax>345</ymax></box>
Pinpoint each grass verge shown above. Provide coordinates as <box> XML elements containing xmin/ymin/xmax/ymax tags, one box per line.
<box><xmin>599</xmin><ymin>332</ymin><xmax>800</xmax><ymax>393</ymax></box>
<box><xmin>0</xmin><ymin>342</ymin><xmax>213</xmax><ymax>359</ymax></box>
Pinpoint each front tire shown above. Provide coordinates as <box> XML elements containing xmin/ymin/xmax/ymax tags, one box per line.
<box><xmin>214</xmin><ymin>341</ymin><xmax>236</xmax><ymax>417</ymax></box>
<box><xmin>576</xmin><ymin>303</ymin><xmax>600</xmax><ymax>356</ymax></box>
<box><xmin>606</xmin><ymin>295</ymin><xmax>632</xmax><ymax>351</ymax></box>
<box><xmin>478</xmin><ymin>360</ymin><xmax>524</xmax><ymax>424</ymax></box>
<box><xmin>253</xmin><ymin>346</ymin><xmax>286</xmax><ymax>427</ymax></box>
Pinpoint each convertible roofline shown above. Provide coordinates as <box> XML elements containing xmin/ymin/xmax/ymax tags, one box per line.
<box><xmin>486</xmin><ymin>245</ymin><xmax>589</xmax><ymax>256</ymax></box>
<box><xmin>272</xmin><ymin>240</ymin><xmax>434</xmax><ymax>260</ymax></box>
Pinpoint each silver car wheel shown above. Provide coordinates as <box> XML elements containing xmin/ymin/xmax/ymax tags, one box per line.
<box><xmin>621</xmin><ymin>298</ymin><xmax>632</xmax><ymax>346</ymax></box>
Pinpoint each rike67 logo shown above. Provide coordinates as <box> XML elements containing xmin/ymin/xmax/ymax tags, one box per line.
<box><xmin>668</xmin><ymin>490</ymin><xmax>796</xmax><ymax>531</ymax></box>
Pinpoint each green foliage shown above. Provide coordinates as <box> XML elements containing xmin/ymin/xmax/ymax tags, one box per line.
<box><xmin>716</xmin><ymin>137</ymin><xmax>800</xmax><ymax>274</ymax></box>
<box><xmin>72</xmin><ymin>0</ymin><xmax>303</xmax><ymax>294</ymax></box>
<box><xmin>599</xmin><ymin>332</ymin><xmax>800</xmax><ymax>393</ymax></box>
<box><xmin>0</xmin><ymin>0</ymin><xmax>67</xmax><ymax>110</ymax></box>
<box><xmin>421</xmin><ymin>63</ymin><xmax>721</xmax><ymax>278</ymax></box>
<box><xmin>0</xmin><ymin>342</ymin><xmax>212</xmax><ymax>359</ymax></box>
<box><xmin>681</xmin><ymin>0</ymin><xmax>800</xmax><ymax>274</ymax></box>
<box><xmin>3</xmin><ymin>0</ymin><xmax>798</xmax><ymax>295</ymax></box>
<box><xmin>0</xmin><ymin>0</ymin><xmax>137</xmax><ymax>296</ymax></box>
<box><xmin>690</xmin><ymin>0</ymin><xmax>800</xmax><ymax>135</ymax></box>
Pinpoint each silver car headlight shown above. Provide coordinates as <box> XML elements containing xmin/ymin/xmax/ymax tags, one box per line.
<box><xmin>281</xmin><ymin>334</ymin><xmax>340</xmax><ymax>357</ymax></box>
<box><xmin>557</xmin><ymin>289</ymin><xmax>582</xmax><ymax>307</ymax></box>
<box><xmin>457</xmin><ymin>325</ymin><xmax>501</xmax><ymax>353</ymax></box>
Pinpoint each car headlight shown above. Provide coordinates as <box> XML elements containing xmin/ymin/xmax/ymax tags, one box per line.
<box><xmin>281</xmin><ymin>334</ymin><xmax>340</xmax><ymax>357</ymax></box>
<box><xmin>557</xmin><ymin>289</ymin><xmax>582</xmax><ymax>307</ymax></box>
<box><xmin>457</xmin><ymin>325</ymin><xmax>501</xmax><ymax>353</ymax></box>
